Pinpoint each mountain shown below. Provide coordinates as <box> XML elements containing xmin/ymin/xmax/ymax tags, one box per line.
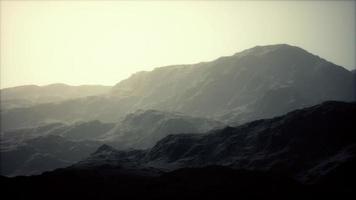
<box><xmin>0</xmin><ymin>120</ymin><xmax>114</xmax><ymax>176</ymax></box>
<box><xmin>0</xmin><ymin>134</ymin><xmax>102</xmax><ymax>176</ymax></box>
<box><xmin>1</xmin><ymin>44</ymin><xmax>354</xmax><ymax>130</ymax></box>
<box><xmin>101</xmin><ymin>109</ymin><xmax>223</xmax><ymax>149</ymax></box>
<box><xmin>2</xmin><ymin>101</ymin><xmax>355</xmax><ymax>200</ymax></box>
<box><xmin>0</xmin><ymin>83</ymin><xmax>111</xmax><ymax>110</ymax></box>
<box><xmin>0</xmin><ymin>110</ymin><xmax>220</xmax><ymax>176</ymax></box>
<box><xmin>110</xmin><ymin>44</ymin><xmax>355</xmax><ymax>123</ymax></box>
<box><xmin>1</xmin><ymin>166</ymin><xmax>310</xmax><ymax>200</ymax></box>
<box><xmin>75</xmin><ymin>101</ymin><xmax>356</xmax><ymax>184</ymax></box>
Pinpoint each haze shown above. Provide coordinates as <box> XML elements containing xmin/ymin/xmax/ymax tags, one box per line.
<box><xmin>1</xmin><ymin>0</ymin><xmax>355</xmax><ymax>89</ymax></box>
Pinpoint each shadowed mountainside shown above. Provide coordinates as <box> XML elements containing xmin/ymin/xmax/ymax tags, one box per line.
<box><xmin>0</xmin><ymin>120</ymin><xmax>114</xmax><ymax>176</ymax></box>
<box><xmin>2</xmin><ymin>101</ymin><xmax>356</xmax><ymax>200</ymax></box>
<box><xmin>75</xmin><ymin>101</ymin><xmax>356</xmax><ymax>184</ymax></box>
<box><xmin>0</xmin><ymin>110</ymin><xmax>221</xmax><ymax>176</ymax></box>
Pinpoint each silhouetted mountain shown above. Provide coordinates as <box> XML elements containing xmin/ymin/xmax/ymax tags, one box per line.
<box><xmin>1</xmin><ymin>44</ymin><xmax>354</xmax><ymax>130</ymax></box>
<box><xmin>75</xmin><ymin>101</ymin><xmax>356</xmax><ymax>184</ymax></box>
<box><xmin>1</xmin><ymin>166</ymin><xmax>311</xmax><ymax>200</ymax></box>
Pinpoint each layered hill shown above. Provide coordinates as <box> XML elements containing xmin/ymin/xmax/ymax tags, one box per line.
<box><xmin>0</xmin><ymin>120</ymin><xmax>113</xmax><ymax>176</ymax></box>
<box><xmin>3</xmin><ymin>101</ymin><xmax>355</xmax><ymax>200</ymax></box>
<box><xmin>101</xmin><ymin>109</ymin><xmax>223</xmax><ymax>149</ymax></box>
<box><xmin>75</xmin><ymin>101</ymin><xmax>356</xmax><ymax>184</ymax></box>
<box><xmin>0</xmin><ymin>83</ymin><xmax>111</xmax><ymax>110</ymax></box>
<box><xmin>0</xmin><ymin>110</ymin><xmax>221</xmax><ymax>176</ymax></box>
<box><xmin>1</xmin><ymin>44</ymin><xmax>354</xmax><ymax>130</ymax></box>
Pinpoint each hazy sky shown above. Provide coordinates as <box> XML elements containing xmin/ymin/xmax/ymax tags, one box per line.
<box><xmin>1</xmin><ymin>0</ymin><xmax>355</xmax><ymax>89</ymax></box>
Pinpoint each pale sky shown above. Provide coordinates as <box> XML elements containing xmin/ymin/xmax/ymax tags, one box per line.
<box><xmin>1</xmin><ymin>0</ymin><xmax>355</xmax><ymax>89</ymax></box>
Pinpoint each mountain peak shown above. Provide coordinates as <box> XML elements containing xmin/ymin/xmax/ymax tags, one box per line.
<box><xmin>234</xmin><ymin>44</ymin><xmax>308</xmax><ymax>58</ymax></box>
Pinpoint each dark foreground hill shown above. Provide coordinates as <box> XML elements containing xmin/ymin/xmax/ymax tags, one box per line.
<box><xmin>75</xmin><ymin>101</ymin><xmax>356</xmax><ymax>183</ymax></box>
<box><xmin>1</xmin><ymin>164</ymin><xmax>354</xmax><ymax>200</ymax></box>
<box><xmin>2</xmin><ymin>101</ymin><xmax>355</xmax><ymax>199</ymax></box>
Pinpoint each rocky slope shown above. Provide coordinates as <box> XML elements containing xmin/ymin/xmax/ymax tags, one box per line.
<box><xmin>75</xmin><ymin>101</ymin><xmax>356</xmax><ymax>183</ymax></box>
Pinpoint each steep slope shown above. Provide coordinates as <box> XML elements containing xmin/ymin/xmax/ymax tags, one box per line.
<box><xmin>101</xmin><ymin>109</ymin><xmax>223</xmax><ymax>149</ymax></box>
<box><xmin>77</xmin><ymin>101</ymin><xmax>356</xmax><ymax>183</ymax></box>
<box><xmin>1</xmin><ymin>44</ymin><xmax>354</xmax><ymax>130</ymax></box>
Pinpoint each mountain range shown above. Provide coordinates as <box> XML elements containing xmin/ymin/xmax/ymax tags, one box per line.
<box><xmin>1</xmin><ymin>44</ymin><xmax>354</xmax><ymax>130</ymax></box>
<box><xmin>2</xmin><ymin>101</ymin><xmax>355</xmax><ymax>200</ymax></box>
<box><xmin>0</xmin><ymin>44</ymin><xmax>355</xmax><ymax>199</ymax></box>
<box><xmin>1</xmin><ymin>110</ymin><xmax>221</xmax><ymax>176</ymax></box>
<box><xmin>0</xmin><ymin>83</ymin><xmax>110</xmax><ymax>110</ymax></box>
<box><xmin>74</xmin><ymin>101</ymin><xmax>356</xmax><ymax>183</ymax></box>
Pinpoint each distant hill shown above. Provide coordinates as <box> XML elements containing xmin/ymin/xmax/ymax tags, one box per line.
<box><xmin>0</xmin><ymin>120</ymin><xmax>113</xmax><ymax>176</ymax></box>
<box><xmin>0</xmin><ymin>110</ymin><xmax>221</xmax><ymax>176</ymax></box>
<box><xmin>0</xmin><ymin>83</ymin><xmax>111</xmax><ymax>110</ymax></box>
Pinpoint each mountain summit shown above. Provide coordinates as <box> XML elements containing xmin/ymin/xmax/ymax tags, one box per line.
<box><xmin>110</xmin><ymin>44</ymin><xmax>355</xmax><ymax>123</ymax></box>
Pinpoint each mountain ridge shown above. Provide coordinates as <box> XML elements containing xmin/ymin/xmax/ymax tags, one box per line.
<box><xmin>1</xmin><ymin>44</ymin><xmax>354</xmax><ymax>130</ymax></box>
<box><xmin>0</xmin><ymin>109</ymin><xmax>220</xmax><ymax>176</ymax></box>
<box><xmin>74</xmin><ymin>101</ymin><xmax>356</xmax><ymax>183</ymax></box>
